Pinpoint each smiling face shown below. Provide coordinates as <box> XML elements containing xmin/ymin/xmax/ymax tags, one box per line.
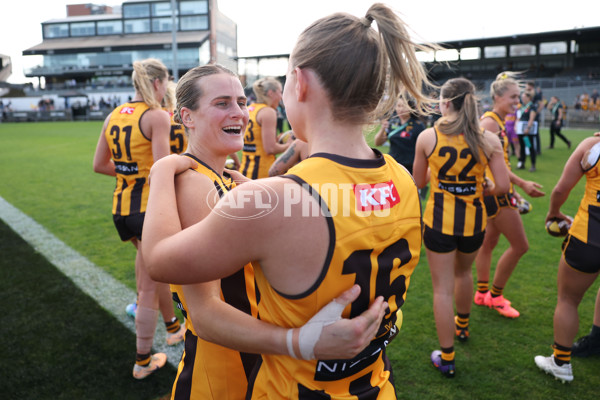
<box><xmin>181</xmin><ymin>73</ymin><xmax>249</xmax><ymax>157</ymax></box>
<box><xmin>494</xmin><ymin>82</ymin><xmax>520</xmax><ymax>116</ymax></box>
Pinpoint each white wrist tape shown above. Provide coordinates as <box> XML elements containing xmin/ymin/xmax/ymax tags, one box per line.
<box><xmin>286</xmin><ymin>329</ymin><xmax>297</xmax><ymax>359</ymax></box>
<box><xmin>297</xmin><ymin>299</ymin><xmax>346</xmax><ymax>360</ymax></box>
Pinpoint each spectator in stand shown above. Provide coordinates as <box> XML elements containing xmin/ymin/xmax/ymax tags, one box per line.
<box><xmin>580</xmin><ymin>92</ymin><xmax>590</xmax><ymax>111</ymax></box>
<box><xmin>547</xmin><ymin>96</ymin><xmax>571</xmax><ymax>149</ymax></box>
<box><xmin>526</xmin><ymin>81</ymin><xmax>544</xmax><ymax>155</ymax></box>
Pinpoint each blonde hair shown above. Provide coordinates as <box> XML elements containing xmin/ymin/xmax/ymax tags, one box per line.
<box><xmin>490</xmin><ymin>71</ymin><xmax>524</xmax><ymax>101</ymax></box>
<box><xmin>436</xmin><ymin>77</ymin><xmax>491</xmax><ymax>164</ymax></box>
<box><xmin>252</xmin><ymin>77</ymin><xmax>281</xmax><ymax>105</ymax></box>
<box><xmin>162</xmin><ymin>80</ymin><xmax>177</xmax><ymax>113</ymax></box>
<box><xmin>174</xmin><ymin>64</ymin><xmax>237</xmax><ymax>127</ymax></box>
<box><xmin>131</xmin><ymin>58</ymin><xmax>169</xmax><ymax>109</ymax></box>
<box><xmin>289</xmin><ymin>3</ymin><xmax>438</xmax><ymax>125</ymax></box>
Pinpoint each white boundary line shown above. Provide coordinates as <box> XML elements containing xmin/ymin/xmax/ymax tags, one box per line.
<box><xmin>0</xmin><ymin>195</ymin><xmax>182</xmax><ymax>369</ymax></box>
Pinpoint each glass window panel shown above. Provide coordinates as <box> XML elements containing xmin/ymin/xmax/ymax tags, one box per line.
<box><xmin>97</xmin><ymin>20</ymin><xmax>122</xmax><ymax>35</ymax></box>
<box><xmin>460</xmin><ymin>47</ymin><xmax>480</xmax><ymax>60</ymax></box>
<box><xmin>124</xmin><ymin>19</ymin><xmax>151</xmax><ymax>34</ymax></box>
<box><xmin>484</xmin><ymin>46</ymin><xmax>506</xmax><ymax>58</ymax></box>
<box><xmin>540</xmin><ymin>41</ymin><xmax>567</xmax><ymax>55</ymax></box>
<box><xmin>123</xmin><ymin>3</ymin><xmax>150</xmax><ymax>18</ymax></box>
<box><xmin>70</xmin><ymin>22</ymin><xmax>96</xmax><ymax>37</ymax></box>
<box><xmin>435</xmin><ymin>49</ymin><xmax>459</xmax><ymax>62</ymax></box>
<box><xmin>510</xmin><ymin>44</ymin><xmax>536</xmax><ymax>57</ymax></box>
<box><xmin>180</xmin><ymin>0</ymin><xmax>208</xmax><ymax>15</ymax></box>
<box><xmin>152</xmin><ymin>17</ymin><xmax>176</xmax><ymax>32</ymax></box>
<box><xmin>152</xmin><ymin>2</ymin><xmax>174</xmax><ymax>16</ymax></box>
<box><xmin>44</xmin><ymin>23</ymin><xmax>69</xmax><ymax>38</ymax></box>
<box><xmin>180</xmin><ymin>15</ymin><xmax>208</xmax><ymax>31</ymax></box>
<box><xmin>415</xmin><ymin>51</ymin><xmax>434</xmax><ymax>62</ymax></box>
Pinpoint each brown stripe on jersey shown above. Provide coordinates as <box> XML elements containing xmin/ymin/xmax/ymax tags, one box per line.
<box><xmin>298</xmin><ymin>383</ymin><xmax>332</xmax><ymax>399</ymax></box>
<box><xmin>221</xmin><ymin>269</ymin><xmax>260</xmax><ymax>379</ymax></box>
<box><xmin>172</xmin><ymin>330</ymin><xmax>197</xmax><ymax>400</ymax></box>
<box><xmin>348</xmin><ymin>371</ymin><xmax>380</xmax><ymax>399</ymax></box>
<box><xmin>473</xmin><ymin>197</ymin><xmax>483</xmax><ymax>233</ymax></box>
<box><xmin>454</xmin><ymin>198</ymin><xmax>466</xmax><ymax>236</ymax></box>
<box><xmin>241</xmin><ymin>155</ymin><xmax>251</xmax><ymax>177</ymax></box>
<box><xmin>115</xmin><ymin>179</ymin><xmax>126</xmax><ymax>215</ymax></box>
<box><xmin>432</xmin><ymin>192</ymin><xmax>444</xmax><ymax>231</ymax></box>
<box><xmin>129</xmin><ymin>177</ymin><xmax>146</xmax><ymax>215</ymax></box>
<box><xmin>588</xmin><ymin>204</ymin><xmax>600</xmax><ymax>247</ymax></box>
<box><xmin>250</xmin><ymin>155</ymin><xmax>260</xmax><ymax>179</ymax></box>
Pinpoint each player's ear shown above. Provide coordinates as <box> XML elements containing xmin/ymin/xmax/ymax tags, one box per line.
<box><xmin>180</xmin><ymin>108</ymin><xmax>194</xmax><ymax>128</ymax></box>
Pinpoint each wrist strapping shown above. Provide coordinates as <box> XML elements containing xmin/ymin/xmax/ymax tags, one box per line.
<box><xmin>297</xmin><ymin>299</ymin><xmax>346</xmax><ymax>360</ymax></box>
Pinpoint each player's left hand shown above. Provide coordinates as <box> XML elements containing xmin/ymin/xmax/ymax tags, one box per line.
<box><xmin>307</xmin><ymin>285</ymin><xmax>387</xmax><ymax>360</ymax></box>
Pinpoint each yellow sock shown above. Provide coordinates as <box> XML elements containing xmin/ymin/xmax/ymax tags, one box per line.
<box><xmin>165</xmin><ymin>317</ymin><xmax>180</xmax><ymax>334</ymax></box>
<box><xmin>553</xmin><ymin>342</ymin><xmax>571</xmax><ymax>365</ymax></box>
<box><xmin>477</xmin><ymin>281</ymin><xmax>489</xmax><ymax>293</ymax></box>
<box><xmin>491</xmin><ymin>285</ymin><xmax>503</xmax><ymax>297</ymax></box>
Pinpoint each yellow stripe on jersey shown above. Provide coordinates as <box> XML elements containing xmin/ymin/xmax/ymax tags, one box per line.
<box><xmin>170</xmin><ymin>153</ymin><xmax>259</xmax><ymax>400</ymax></box>
<box><xmin>240</xmin><ymin>103</ymin><xmax>276</xmax><ymax>179</ymax></box>
<box><xmin>105</xmin><ymin>101</ymin><xmax>154</xmax><ymax>216</ymax></box>
<box><xmin>423</xmin><ymin>127</ymin><xmax>488</xmax><ymax>236</ymax></box>
<box><xmin>570</xmin><ymin>147</ymin><xmax>600</xmax><ymax>247</ymax></box>
<box><xmin>481</xmin><ymin>111</ymin><xmax>513</xmax><ymax>192</ymax></box>
<box><xmin>248</xmin><ymin>150</ymin><xmax>422</xmax><ymax>399</ymax></box>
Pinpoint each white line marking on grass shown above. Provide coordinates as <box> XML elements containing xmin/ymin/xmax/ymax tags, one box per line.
<box><xmin>0</xmin><ymin>195</ymin><xmax>182</xmax><ymax>369</ymax></box>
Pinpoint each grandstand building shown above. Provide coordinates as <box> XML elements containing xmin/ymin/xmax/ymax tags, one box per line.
<box><xmin>22</xmin><ymin>0</ymin><xmax>236</xmax><ymax>90</ymax></box>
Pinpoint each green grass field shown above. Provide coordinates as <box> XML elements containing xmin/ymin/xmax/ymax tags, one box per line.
<box><xmin>1</xmin><ymin>121</ymin><xmax>599</xmax><ymax>399</ymax></box>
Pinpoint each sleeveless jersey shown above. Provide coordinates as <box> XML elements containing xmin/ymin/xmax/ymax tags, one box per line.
<box><xmin>569</xmin><ymin>145</ymin><xmax>600</xmax><ymax>248</ymax></box>
<box><xmin>105</xmin><ymin>101</ymin><xmax>154</xmax><ymax>216</ymax></box>
<box><xmin>423</xmin><ymin>127</ymin><xmax>488</xmax><ymax>236</ymax></box>
<box><xmin>168</xmin><ymin>112</ymin><xmax>188</xmax><ymax>155</ymax></box>
<box><xmin>481</xmin><ymin>111</ymin><xmax>513</xmax><ymax>193</ymax></box>
<box><xmin>240</xmin><ymin>103</ymin><xmax>276</xmax><ymax>179</ymax></box>
<box><xmin>170</xmin><ymin>153</ymin><xmax>259</xmax><ymax>400</ymax></box>
<box><xmin>247</xmin><ymin>150</ymin><xmax>422</xmax><ymax>399</ymax></box>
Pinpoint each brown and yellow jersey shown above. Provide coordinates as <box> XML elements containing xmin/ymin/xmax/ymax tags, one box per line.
<box><xmin>423</xmin><ymin>127</ymin><xmax>488</xmax><ymax>236</ymax></box>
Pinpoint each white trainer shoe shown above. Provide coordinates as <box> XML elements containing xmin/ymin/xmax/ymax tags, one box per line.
<box><xmin>534</xmin><ymin>354</ymin><xmax>573</xmax><ymax>383</ymax></box>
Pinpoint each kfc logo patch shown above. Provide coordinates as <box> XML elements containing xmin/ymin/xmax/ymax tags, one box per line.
<box><xmin>120</xmin><ymin>107</ymin><xmax>135</xmax><ymax>115</ymax></box>
<box><xmin>354</xmin><ymin>180</ymin><xmax>400</xmax><ymax>211</ymax></box>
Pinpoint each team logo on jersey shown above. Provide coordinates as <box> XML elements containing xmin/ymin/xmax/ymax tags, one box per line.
<box><xmin>354</xmin><ymin>181</ymin><xmax>400</xmax><ymax>212</ymax></box>
<box><xmin>120</xmin><ymin>107</ymin><xmax>135</xmax><ymax>114</ymax></box>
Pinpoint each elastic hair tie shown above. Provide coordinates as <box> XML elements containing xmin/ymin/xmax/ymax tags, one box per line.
<box><xmin>361</xmin><ymin>15</ymin><xmax>374</xmax><ymax>27</ymax></box>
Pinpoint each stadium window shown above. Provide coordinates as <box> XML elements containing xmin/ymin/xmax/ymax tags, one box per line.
<box><xmin>484</xmin><ymin>46</ymin><xmax>506</xmax><ymax>58</ymax></box>
<box><xmin>44</xmin><ymin>23</ymin><xmax>69</xmax><ymax>39</ymax></box>
<box><xmin>97</xmin><ymin>20</ymin><xmax>123</xmax><ymax>35</ymax></box>
<box><xmin>125</xmin><ymin>19</ymin><xmax>151</xmax><ymax>34</ymax></box>
<box><xmin>123</xmin><ymin>3</ymin><xmax>150</xmax><ymax>18</ymax></box>
<box><xmin>460</xmin><ymin>47</ymin><xmax>480</xmax><ymax>60</ymax></box>
<box><xmin>70</xmin><ymin>22</ymin><xmax>96</xmax><ymax>37</ymax></box>
<box><xmin>152</xmin><ymin>17</ymin><xmax>176</xmax><ymax>32</ymax></box>
<box><xmin>180</xmin><ymin>15</ymin><xmax>208</xmax><ymax>30</ymax></box>
<box><xmin>539</xmin><ymin>41</ymin><xmax>567</xmax><ymax>55</ymax></box>
<box><xmin>509</xmin><ymin>44</ymin><xmax>536</xmax><ymax>57</ymax></box>
<box><xmin>415</xmin><ymin>51</ymin><xmax>434</xmax><ymax>62</ymax></box>
<box><xmin>152</xmin><ymin>1</ymin><xmax>174</xmax><ymax>16</ymax></box>
<box><xmin>180</xmin><ymin>0</ymin><xmax>208</xmax><ymax>15</ymax></box>
<box><xmin>435</xmin><ymin>49</ymin><xmax>459</xmax><ymax>62</ymax></box>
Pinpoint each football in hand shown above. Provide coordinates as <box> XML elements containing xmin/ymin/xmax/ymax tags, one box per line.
<box><xmin>545</xmin><ymin>216</ymin><xmax>573</xmax><ymax>237</ymax></box>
